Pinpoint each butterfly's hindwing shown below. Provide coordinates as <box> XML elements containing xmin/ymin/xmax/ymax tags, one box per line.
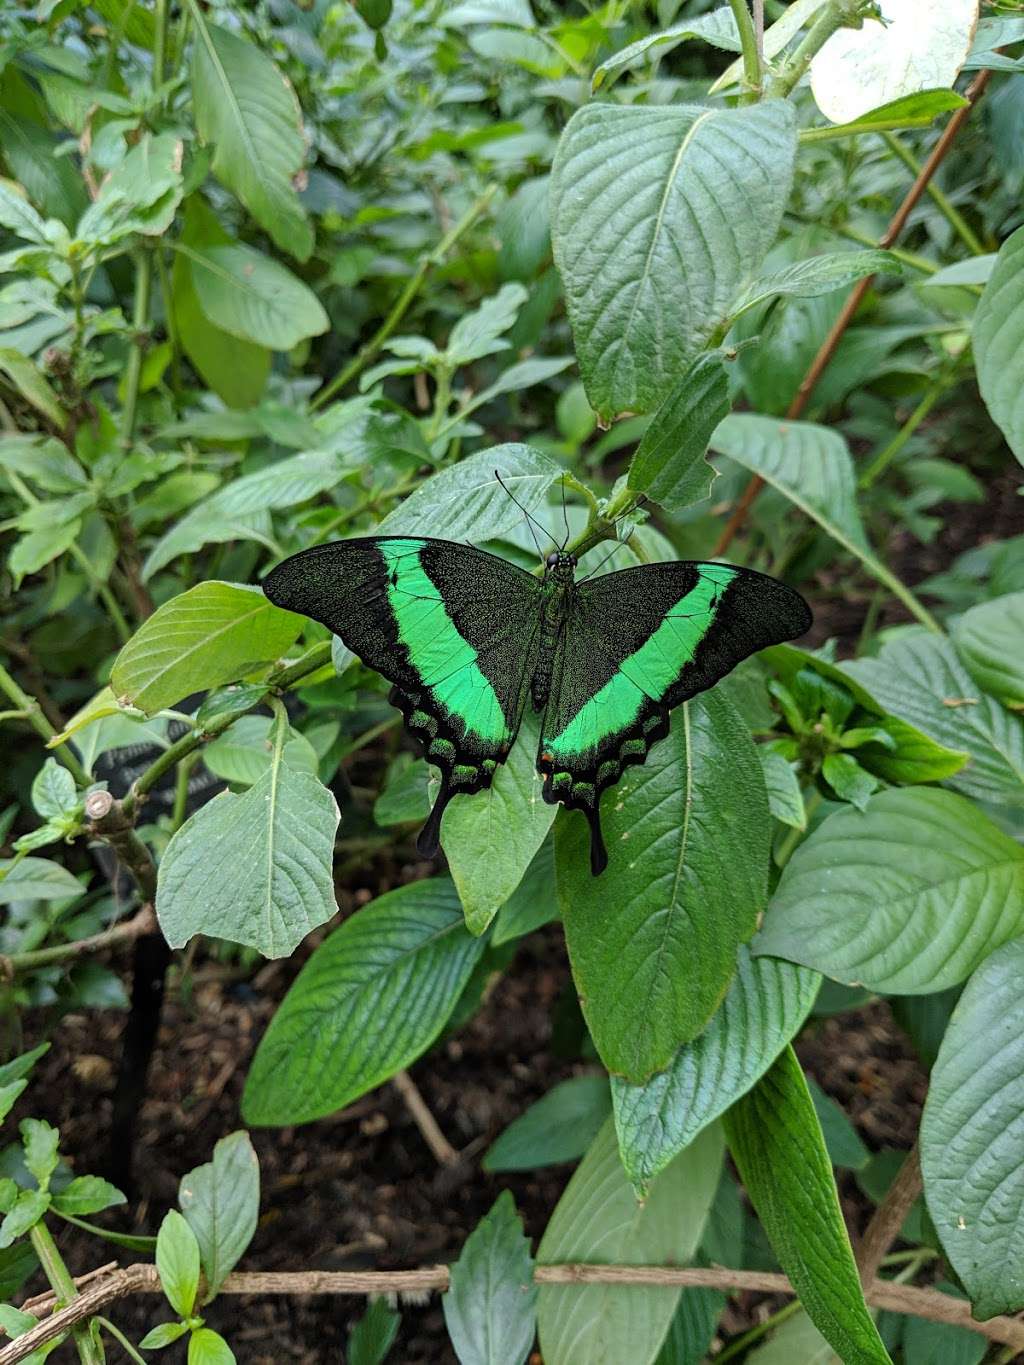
<box><xmin>263</xmin><ymin>537</ymin><xmax>543</xmax><ymax>852</ymax></box>
<box><xmin>538</xmin><ymin>562</ymin><xmax>812</xmax><ymax>873</ymax></box>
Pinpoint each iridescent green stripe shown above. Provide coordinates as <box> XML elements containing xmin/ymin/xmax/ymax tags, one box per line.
<box><xmin>547</xmin><ymin>564</ymin><xmax>736</xmax><ymax>759</ymax></box>
<box><xmin>380</xmin><ymin>539</ymin><xmax>508</xmax><ymax>744</ymax></box>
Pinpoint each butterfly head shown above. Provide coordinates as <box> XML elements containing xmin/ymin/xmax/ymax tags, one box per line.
<box><xmin>545</xmin><ymin>549</ymin><xmax>577</xmax><ymax>584</ymax></box>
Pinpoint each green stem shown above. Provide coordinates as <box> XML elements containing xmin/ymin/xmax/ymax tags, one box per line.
<box><xmin>120</xmin><ymin>641</ymin><xmax>334</xmax><ymax>819</ymax></box>
<box><xmin>336</xmin><ymin>715</ymin><xmax>400</xmax><ymax>761</ymax></box>
<box><xmin>881</xmin><ymin>132</ymin><xmax>987</xmax><ymax>256</ymax></box>
<box><xmin>727</xmin><ymin>0</ymin><xmax>762</xmax><ymax>100</ymax></box>
<box><xmin>775</xmin><ymin>788</ymin><xmax>822</xmax><ymax>867</ymax></box>
<box><xmin>95</xmin><ymin>1317</ymin><xmax>147</xmax><ymax>1365</ymax></box>
<box><xmin>30</xmin><ymin>1222</ymin><xmax>105</xmax><ymax>1365</ymax></box>
<box><xmin>867</xmin><ymin>557</ymin><xmax>943</xmax><ymax>633</ymax></box>
<box><xmin>801</xmin><ymin>115</ymin><xmax>949</xmax><ymax>143</ymax></box>
<box><xmin>858</xmin><ymin>367</ymin><xmax>960</xmax><ymax>489</ymax></box>
<box><xmin>716</xmin><ymin>1297</ymin><xmax>803</xmax><ymax>1362</ymax></box>
<box><xmin>119</xmin><ymin>247</ymin><xmax>152</xmax><ymax>448</ymax></box>
<box><xmin>171</xmin><ymin>753</ymin><xmax>196</xmax><ymax>831</ymax></box>
<box><xmin>312</xmin><ymin>184</ymin><xmax>498</xmax><ymax>409</ymax></box>
<box><xmin>769</xmin><ymin>0</ymin><xmax>869</xmax><ymax>98</ymax></box>
<box><xmin>153</xmin><ymin>0</ymin><xmax>168</xmax><ymax>85</ymax></box>
<box><xmin>0</xmin><ymin>662</ymin><xmax>90</xmax><ymax>784</ymax></box>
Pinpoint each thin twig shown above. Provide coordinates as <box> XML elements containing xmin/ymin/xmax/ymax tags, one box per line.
<box><xmin>856</xmin><ymin>1142</ymin><xmax>923</xmax><ymax>1284</ymax></box>
<box><xmin>391</xmin><ymin>1069</ymin><xmax>459</xmax><ymax>1167</ymax></box>
<box><xmin>0</xmin><ymin>905</ymin><xmax>155</xmax><ymax>976</ymax></box>
<box><xmin>7</xmin><ymin>1261</ymin><xmax>1024</xmax><ymax>1363</ymax></box>
<box><xmin>715</xmin><ymin>67</ymin><xmax>993</xmax><ymax>556</ymax></box>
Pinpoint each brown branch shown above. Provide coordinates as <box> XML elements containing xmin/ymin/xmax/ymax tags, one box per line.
<box><xmin>0</xmin><ymin>904</ymin><xmax>156</xmax><ymax>976</ymax></box>
<box><xmin>7</xmin><ymin>1260</ymin><xmax>1024</xmax><ymax>1362</ymax></box>
<box><xmin>857</xmin><ymin>1142</ymin><xmax>923</xmax><ymax>1284</ymax></box>
<box><xmin>84</xmin><ymin>790</ymin><xmax>158</xmax><ymax>903</ymax></box>
<box><xmin>714</xmin><ymin>67</ymin><xmax>993</xmax><ymax>556</ymax></box>
<box><xmin>391</xmin><ymin>1069</ymin><xmax>459</xmax><ymax>1167</ymax></box>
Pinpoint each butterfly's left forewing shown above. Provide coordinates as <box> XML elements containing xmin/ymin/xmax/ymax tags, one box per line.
<box><xmin>539</xmin><ymin>561</ymin><xmax>811</xmax><ymax>873</ymax></box>
<box><xmin>264</xmin><ymin>537</ymin><xmax>543</xmax><ymax>854</ymax></box>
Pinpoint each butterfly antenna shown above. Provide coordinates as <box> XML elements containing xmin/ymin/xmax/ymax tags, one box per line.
<box><xmin>576</xmin><ymin>540</ymin><xmax>628</xmax><ymax>584</ymax></box>
<box><xmin>494</xmin><ymin>469</ymin><xmax>548</xmax><ymax>561</ymax></box>
<box><xmin>559</xmin><ymin>474</ymin><xmax>571</xmax><ymax>550</ymax></box>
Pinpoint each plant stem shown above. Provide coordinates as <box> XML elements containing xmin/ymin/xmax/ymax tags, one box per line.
<box><xmin>0</xmin><ymin>663</ymin><xmax>90</xmax><ymax>785</ymax></box>
<box><xmin>800</xmin><ymin>114</ymin><xmax>956</xmax><ymax>143</ymax></box>
<box><xmin>336</xmin><ymin>715</ymin><xmax>400</xmax><ymax>761</ymax></box>
<box><xmin>119</xmin><ymin>247</ymin><xmax>152</xmax><ymax>448</ymax></box>
<box><xmin>880</xmin><ymin>131</ymin><xmax>986</xmax><ymax>256</ymax></box>
<box><xmin>727</xmin><ymin>0</ymin><xmax>762</xmax><ymax>101</ymax></box>
<box><xmin>2</xmin><ymin>905</ymin><xmax>156</xmax><ymax>974</ymax></box>
<box><xmin>858</xmin><ymin>362</ymin><xmax>963</xmax><ymax>489</ymax></box>
<box><xmin>313</xmin><ymin>184</ymin><xmax>498</xmax><ymax>409</ymax></box>
<box><xmin>715</xmin><ymin>1296</ymin><xmax>804</xmax><ymax>1362</ymax></box>
<box><xmin>769</xmin><ymin>0</ymin><xmax>869</xmax><ymax>98</ymax></box>
<box><xmin>95</xmin><ymin>1317</ymin><xmax>147</xmax><ymax>1364</ymax></box>
<box><xmin>787</xmin><ymin>215</ymin><xmax>939</xmax><ymax>275</ymax></box>
<box><xmin>171</xmin><ymin>754</ymin><xmax>196</xmax><ymax>832</ymax></box>
<box><xmin>29</xmin><ymin>1222</ymin><xmax>104</xmax><ymax>1365</ymax></box>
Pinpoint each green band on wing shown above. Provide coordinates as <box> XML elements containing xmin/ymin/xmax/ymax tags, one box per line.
<box><xmin>547</xmin><ymin>564</ymin><xmax>737</xmax><ymax>760</ymax></box>
<box><xmin>380</xmin><ymin>539</ymin><xmax>509</xmax><ymax>744</ymax></box>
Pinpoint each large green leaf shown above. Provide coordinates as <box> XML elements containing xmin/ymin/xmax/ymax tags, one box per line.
<box><xmin>242</xmin><ymin>878</ymin><xmax>485</xmax><ymax>1125</ymax></box>
<box><xmin>441</xmin><ymin>708</ymin><xmax>556</xmax><ymax>936</ymax></box>
<box><xmin>536</xmin><ymin>1118</ymin><xmax>723</xmax><ymax>1365</ymax></box>
<box><xmin>612</xmin><ymin>947</ymin><xmax>820</xmax><ymax>1195</ymax></box>
<box><xmin>377</xmin><ymin>444</ymin><xmax>562</xmax><ymax>542</ymax></box>
<box><xmin>731</xmin><ymin>251</ymin><xmax>903</xmax><ymax>321</ymax></box>
<box><xmin>190</xmin><ymin>14</ymin><xmax>313</xmax><ymax>260</ymax></box>
<box><xmin>484</xmin><ymin>1075</ymin><xmax>611</xmax><ymax>1172</ymax></box>
<box><xmin>842</xmin><ymin>632</ymin><xmax>1024</xmax><ymax>804</ymax></box>
<box><xmin>203</xmin><ymin>715</ymin><xmax>319</xmax><ymax>786</ymax></box>
<box><xmin>76</xmin><ymin>132</ymin><xmax>183</xmax><ymax>246</ymax></box>
<box><xmin>952</xmin><ymin>591</ymin><xmax>1024</xmax><ymax>708</ymax></box>
<box><xmin>755</xmin><ymin>788</ymin><xmax>1024</xmax><ymax>994</ymax></box>
<box><xmin>175</xmin><ymin>241</ymin><xmax>328</xmax><ymax>350</ymax></box>
<box><xmin>157</xmin><ymin>741</ymin><xmax>340</xmax><ymax>958</ymax></box>
<box><xmin>550</xmin><ymin>100</ymin><xmax>796</xmax><ymax>418</ymax></box>
<box><xmin>974</xmin><ymin>224</ymin><xmax>1024</xmax><ymax>468</ymax></box>
<box><xmin>179</xmin><ymin>1132</ymin><xmax>259</xmax><ymax>1300</ymax></box>
<box><xmin>921</xmin><ymin>937</ymin><xmax>1024</xmax><ymax>1319</ymax></box>
<box><xmin>592</xmin><ymin>7</ymin><xmax>741</xmax><ymax>90</ymax></box>
<box><xmin>0</xmin><ymin>856</ymin><xmax>82</xmax><ymax>904</ymax></box>
<box><xmin>625</xmin><ymin>353</ymin><xmax>729</xmax><ymax>513</ymax></box>
<box><xmin>110</xmin><ymin>582</ymin><xmax>304</xmax><ymax>715</ymax></box>
<box><xmin>557</xmin><ymin>693</ymin><xmax>771</xmax><ymax>1082</ymax></box>
<box><xmin>443</xmin><ymin>1191</ymin><xmax>537</xmax><ymax>1365</ymax></box>
<box><xmin>724</xmin><ymin>1047</ymin><xmax>890</xmax><ymax>1364</ymax></box>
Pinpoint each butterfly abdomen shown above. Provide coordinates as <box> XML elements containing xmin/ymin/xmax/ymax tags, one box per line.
<box><xmin>531</xmin><ymin>585</ymin><xmax>567</xmax><ymax>710</ymax></box>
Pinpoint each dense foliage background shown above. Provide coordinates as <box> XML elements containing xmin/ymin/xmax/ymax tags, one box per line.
<box><xmin>1</xmin><ymin>0</ymin><xmax>1023</xmax><ymax>1361</ymax></box>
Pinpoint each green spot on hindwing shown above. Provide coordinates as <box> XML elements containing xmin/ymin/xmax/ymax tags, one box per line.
<box><xmin>429</xmin><ymin>737</ymin><xmax>456</xmax><ymax>762</ymax></box>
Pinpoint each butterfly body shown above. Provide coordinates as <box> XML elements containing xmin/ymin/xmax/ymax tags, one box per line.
<box><xmin>263</xmin><ymin>533</ymin><xmax>811</xmax><ymax>875</ymax></box>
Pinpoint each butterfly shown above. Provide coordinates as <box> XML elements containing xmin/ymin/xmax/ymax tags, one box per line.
<box><xmin>263</xmin><ymin>520</ymin><xmax>811</xmax><ymax>876</ymax></box>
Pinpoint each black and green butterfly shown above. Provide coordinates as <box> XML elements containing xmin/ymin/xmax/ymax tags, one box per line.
<box><xmin>263</xmin><ymin>524</ymin><xmax>811</xmax><ymax>875</ymax></box>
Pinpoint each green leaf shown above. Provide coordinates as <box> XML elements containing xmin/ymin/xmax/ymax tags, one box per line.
<box><xmin>921</xmin><ymin>937</ymin><xmax>1024</xmax><ymax>1317</ymax></box>
<box><xmin>557</xmin><ymin>693</ymin><xmax>771</xmax><ymax>1081</ymax></box>
<box><xmin>188</xmin><ymin>1327</ymin><xmax>236</xmax><ymax>1365</ymax></box>
<box><xmin>0</xmin><ymin>182</ymin><xmax>52</xmax><ymax>245</ymax></box>
<box><xmin>0</xmin><ymin>1083</ymin><xmax>26</xmax><ymax>1124</ymax></box>
<box><xmin>443</xmin><ymin>1190</ymin><xmax>536</xmax><ymax>1365</ymax></box>
<box><xmin>348</xmin><ymin>1297</ymin><xmax>400</xmax><ymax>1365</ymax></box>
<box><xmin>30</xmin><ymin>759</ymin><xmax>76</xmax><ymax>820</ymax></box>
<box><xmin>242</xmin><ymin>878</ymin><xmax>485</xmax><ymax>1125</ymax></box>
<box><xmin>175</xmin><ymin>242</ymin><xmax>328</xmax><ymax>350</ymax></box>
<box><xmin>807</xmin><ymin>1078</ymin><xmax>870</xmax><ymax>1170</ymax></box>
<box><xmin>592</xmin><ymin>7</ymin><xmax>741</xmax><ymax>91</ymax></box>
<box><xmin>625</xmin><ymin>353</ymin><xmax>729</xmax><ymax>513</ymax></box>
<box><xmin>76</xmin><ymin>132</ymin><xmax>183</xmax><ymax>246</ymax></box>
<box><xmin>441</xmin><ymin>707</ymin><xmax>556</xmax><ymax>936</ymax></box>
<box><xmin>139</xmin><ymin>1322</ymin><xmax>190</xmax><ymax>1350</ymax></box>
<box><xmin>377</xmin><ymin>444</ymin><xmax>562</xmax><ymax>542</ymax></box>
<box><xmin>51</xmin><ymin>1175</ymin><xmax>126</xmax><ymax>1216</ymax></box>
<box><xmin>190</xmin><ymin>15</ymin><xmax>312</xmax><ymax>261</ymax></box>
<box><xmin>803</xmin><ymin>89</ymin><xmax>968</xmax><ymax>141</ymax></box>
<box><xmin>765</xmin><ymin>643</ymin><xmax>968</xmax><ymax>786</ymax></box>
<box><xmin>550</xmin><ymin>100</ymin><xmax>797</xmax><ymax>418</ymax></box>
<box><xmin>975</xmin><ymin>224</ymin><xmax>1024</xmax><ymax>468</ymax></box>
<box><xmin>8</xmin><ymin>519</ymin><xmax>81</xmax><ymax>583</ymax></box>
<box><xmin>157</xmin><ymin>751</ymin><xmax>340</xmax><ymax>958</ymax></box>
<box><xmin>612</xmin><ymin>946</ymin><xmax>820</xmax><ymax>1195</ymax></box>
<box><xmin>746</xmin><ymin>1311</ymin><xmax>842</xmax><ymax>1364</ymax></box>
<box><xmin>755</xmin><ymin>788</ymin><xmax>1024</xmax><ymax>994</ymax></box>
<box><xmin>536</xmin><ymin>1118</ymin><xmax>723</xmax><ymax>1365</ymax></box>
<box><xmin>0</xmin><ymin>434</ymin><xmax>87</xmax><ymax>493</ymax></box>
<box><xmin>0</xmin><ymin>1044</ymin><xmax>49</xmax><ymax>1088</ymax></box>
<box><xmin>374</xmin><ymin>757</ymin><xmax>430</xmax><ymax>828</ymax></box>
<box><xmin>156</xmin><ymin>1209</ymin><xmax>201</xmax><ymax>1319</ymax></box>
<box><xmin>483</xmin><ymin>1075</ymin><xmax>611</xmax><ymax>1172</ymax></box>
<box><xmin>20</xmin><ymin>1119</ymin><xmax>59</xmax><ymax>1191</ymax></box>
<box><xmin>491</xmin><ymin>833</ymin><xmax>558</xmax><ymax>946</ymax></box>
<box><xmin>110</xmin><ymin>582</ymin><xmax>304</xmax><ymax>715</ymax></box>
<box><xmin>809</xmin><ymin>0</ymin><xmax>977</xmax><ymax>124</ymax></box>
<box><xmin>731</xmin><ymin>252</ymin><xmax>903</xmax><ymax>321</ymax></box>
<box><xmin>821</xmin><ymin>752</ymin><xmax>877</xmax><ymax>810</ymax></box>
<box><xmin>0</xmin><ymin>1191</ymin><xmax>50</xmax><ymax>1249</ymax></box>
<box><xmin>0</xmin><ymin>1242</ymin><xmax>39</xmax><ymax>1304</ymax></box>
<box><xmin>952</xmin><ymin>591</ymin><xmax>1024</xmax><ymax>708</ymax></box>
<box><xmin>710</xmin><ymin>0</ymin><xmax>828</xmax><ymax>92</ymax></box>
<box><xmin>724</xmin><ymin>1047</ymin><xmax>890</xmax><ymax>1364</ymax></box>
<box><xmin>203</xmin><ymin>715</ymin><xmax>319</xmax><ymax>787</ymax></box>
<box><xmin>760</xmin><ymin>749</ymin><xmax>806</xmax><ymax>829</ymax></box>
<box><xmin>0</xmin><ymin>349</ymin><xmax>65</xmax><ymax>427</ymax></box>
<box><xmin>842</xmin><ymin>631</ymin><xmax>1024</xmax><ymax>804</ymax></box>
<box><xmin>0</xmin><ymin>857</ymin><xmax>81</xmax><ymax>904</ymax></box>
<box><xmin>925</xmin><ymin>254</ymin><xmax>998</xmax><ymax>289</ymax></box>
<box><xmin>653</xmin><ymin>1287</ymin><xmax>727</xmax><ymax>1365</ymax></box>
<box><xmin>711</xmin><ymin>413</ymin><xmax>869</xmax><ymax>550</ymax></box>
<box><xmin>446</xmin><ymin>282</ymin><xmax>527</xmax><ymax>364</ymax></box>
<box><xmin>179</xmin><ymin>1131</ymin><xmax>259</xmax><ymax>1300</ymax></box>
